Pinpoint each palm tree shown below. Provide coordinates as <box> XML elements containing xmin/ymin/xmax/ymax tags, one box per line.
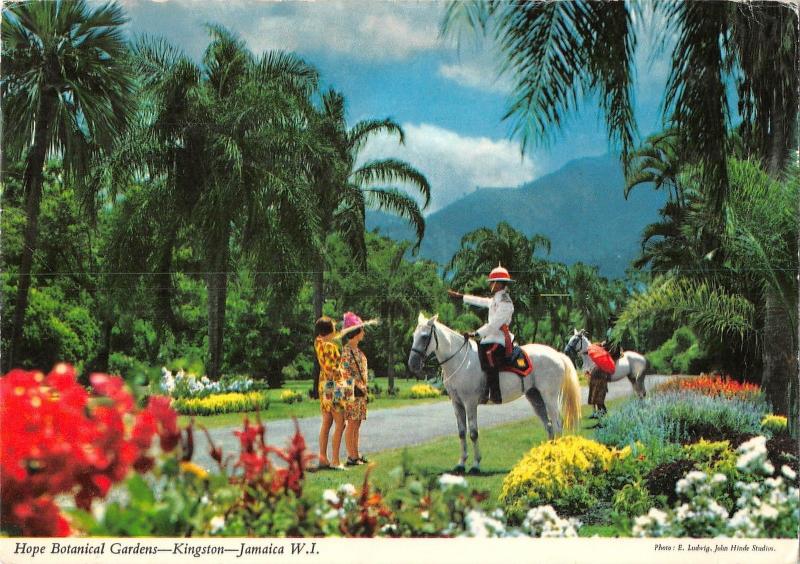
<box><xmin>443</xmin><ymin>0</ymin><xmax>799</xmax><ymax>428</ymax></box>
<box><xmin>446</xmin><ymin>221</ymin><xmax>553</xmax><ymax>341</ymax></box>
<box><xmin>132</xmin><ymin>27</ymin><xmax>321</xmax><ymax>379</ymax></box>
<box><xmin>625</xmin><ymin>129</ymin><xmax>685</xmax><ymax>207</ymax></box>
<box><xmin>2</xmin><ymin>0</ymin><xmax>135</xmax><ymax>369</ymax></box>
<box><xmin>309</xmin><ymin>90</ymin><xmax>431</xmax><ymax>396</ymax></box>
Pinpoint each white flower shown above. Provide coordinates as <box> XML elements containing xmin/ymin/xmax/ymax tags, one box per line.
<box><xmin>647</xmin><ymin>508</ymin><xmax>669</xmax><ymax>526</ymax></box>
<box><xmin>781</xmin><ymin>465</ymin><xmax>797</xmax><ymax>481</ymax></box>
<box><xmin>676</xmin><ymin>478</ymin><xmax>689</xmax><ymax>494</ymax></box>
<box><xmin>322</xmin><ymin>489</ymin><xmax>339</xmax><ymax>505</ymax></box>
<box><xmin>762</xmin><ymin>461</ymin><xmax>775</xmax><ymax>475</ymax></box>
<box><xmin>438</xmin><ymin>473</ymin><xmax>468</xmax><ymax>489</ymax></box>
<box><xmin>756</xmin><ymin>504</ymin><xmax>779</xmax><ymax>520</ymax></box>
<box><xmin>420</xmin><ymin>510</ymin><xmax>430</xmax><ymax>519</ymax></box>
<box><xmin>463</xmin><ymin>509</ymin><xmax>505</xmax><ymax>538</ymax></box>
<box><xmin>209</xmin><ymin>515</ymin><xmax>225</xmax><ymax>534</ymax></box>
<box><xmin>323</xmin><ymin>508</ymin><xmax>342</xmax><ymax>521</ymax></box>
<box><xmin>711</xmin><ymin>473</ymin><xmax>727</xmax><ymax>484</ymax></box>
<box><xmin>338</xmin><ymin>483</ymin><xmax>356</xmax><ymax>497</ymax></box>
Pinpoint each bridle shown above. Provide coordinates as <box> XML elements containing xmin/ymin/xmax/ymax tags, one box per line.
<box><xmin>564</xmin><ymin>333</ymin><xmax>588</xmax><ymax>356</ymax></box>
<box><xmin>411</xmin><ymin>323</ymin><xmax>469</xmax><ymax>367</ymax></box>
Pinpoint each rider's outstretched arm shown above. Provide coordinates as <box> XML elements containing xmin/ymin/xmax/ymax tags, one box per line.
<box><xmin>462</xmin><ymin>294</ymin><xmax>491</xmax><ymax>308</ymax></box>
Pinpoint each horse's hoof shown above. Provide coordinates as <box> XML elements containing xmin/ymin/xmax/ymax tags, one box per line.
<box><xmin>451</xmin><ymin>465</ymin><xmax>466</xmax><ymax>475</ymax></box>
<box><xmin>467</xmin><ymin>466</ymin><xmax>481</xmax><ymax>476</ymax></box>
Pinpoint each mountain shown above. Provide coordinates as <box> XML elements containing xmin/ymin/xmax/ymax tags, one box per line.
<box><xmin>366</xmin><ymin>154</ymin><xmax>666</xmax><ymax>278</ymax></box>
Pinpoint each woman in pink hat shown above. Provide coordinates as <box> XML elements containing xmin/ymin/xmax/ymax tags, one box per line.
<box><xmin>341</xmin><ymin>311</ymin><xmax>370</xmax><ymax>466</ymax></box>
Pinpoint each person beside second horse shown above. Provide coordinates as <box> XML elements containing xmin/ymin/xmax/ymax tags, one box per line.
<box><xmin>447</xmin><ymin>264</ymin><xmax>515</xmax><ymax>404</ymax></box>
<box><xmin>587</xmin><ymin>337</ymin><xmax>622</xmax><ymax>418</ymax></box>
<box><xmin>341</xmin><ymin>311</ymin><xmax>369</xmax><ymax>466</ymax></box>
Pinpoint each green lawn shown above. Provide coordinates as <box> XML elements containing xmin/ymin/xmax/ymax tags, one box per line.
<box><xmin>179</xmin><ymin>377</ymin><xmax>446</xmax><ymax>429</ymax></box>
<box><xmin>301</xmin><ymin>398</ymin><xmax>625</xmax><ymax>532</ymax></box>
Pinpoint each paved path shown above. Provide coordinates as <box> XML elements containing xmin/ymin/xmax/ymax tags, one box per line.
<box><xmin>193</xmin><ymin>375</ymin><xmax>673</xmax><ymax>469</ymax></box>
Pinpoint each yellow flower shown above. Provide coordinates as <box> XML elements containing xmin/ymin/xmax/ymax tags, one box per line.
<box><xmin>760</xmin><ymin>414</ymin><xmax>788</xmax><ymax>434</ymax></box>
<box><xmin>500</xmin><ymin>436</ymin><xmax>624</xmax><ymax>515</ymax></box>
<box><xmin>180</xmin><ymin>461</ymin><xmax>209</xmax><ymax>480</ymax></box>
<box><xmin>407</xmin><ymin>384</ymin><xmax>441</xmax><ymax>399</ymax></box>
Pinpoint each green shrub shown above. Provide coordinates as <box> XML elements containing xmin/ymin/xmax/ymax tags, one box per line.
<box><xmin>108</xmin><ymin>352</ymin><xmax>152</xmax><ymax>387</ymax></box>
<box><xmin>16</xmin><ymin>285</ymin><xmax>100</xmax><ymax>373</ymax></box>
<box><xmin>613</xmin><ymin>482</ymin><xmax>654</xmax><ymax>519</ymax></box>
<box><xmin>647</xmin><ymin>327</ymin><xmax>706</xmax><ymax>375</ymax></box>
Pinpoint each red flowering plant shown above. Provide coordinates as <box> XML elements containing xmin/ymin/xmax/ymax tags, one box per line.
<box><xmin>1</xmin><ymin>363</ymin><xmax>180</xmax><ymax>536</ymax></box>
<box><xmin>656</xmin><ymin>373</ymin><xmax>762</xmax><ymax>401</ymax></box>
<box><xmin>200</xmin><ymin>416</ymin><xmax>326</xmax><ymax>536</ymax></box>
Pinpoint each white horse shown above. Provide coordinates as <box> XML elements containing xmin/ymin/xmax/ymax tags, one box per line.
<box><xmin>407</xmin><ymin>313</ymin><xmax>581</xmax><ymax>474</ymax></box>
<box><xmin>563</xmin><ymin>329</ymin><xmax>649</xmax><ymax>398</ymax></box>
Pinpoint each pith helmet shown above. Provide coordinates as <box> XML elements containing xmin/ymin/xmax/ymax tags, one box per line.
<box><xmin>487</xmin><ymin>263</ymin><xmax>513</xmax><ymax>283</ymax></box>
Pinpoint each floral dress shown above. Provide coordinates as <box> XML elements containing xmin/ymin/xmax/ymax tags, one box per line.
<box><xmin>342</xmin><ymin>343</ymin><xmax>368</xmax><ymax>421</ymax></box>
<box><xmin>314</xmin><ymin>337</ymin><xmax>353</xmax><ymax>413</ymax></box>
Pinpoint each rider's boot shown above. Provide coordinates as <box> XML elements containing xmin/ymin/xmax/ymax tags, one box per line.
<box><xmin>488</xmin><ymin>370</ymin><xmax>502</xmax><ymax>404</ymax></box>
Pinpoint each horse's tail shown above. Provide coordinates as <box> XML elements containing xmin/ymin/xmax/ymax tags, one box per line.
<box><xmin>558</xmin><ymin>353</ymin><xmax>581</xmax><ymax>433</ymax></box>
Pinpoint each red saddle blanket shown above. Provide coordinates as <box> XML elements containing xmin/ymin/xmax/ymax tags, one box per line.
<box><xmin>588</xmin><ymin>343</ymin><xmax>616</xmax><ymax>374</ymax></box>
<box><xmin>488</xmin><ymin>344</ymin><xmax>533</xmax><ymax>377</ymax></box>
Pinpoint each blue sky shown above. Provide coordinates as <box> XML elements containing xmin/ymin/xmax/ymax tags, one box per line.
<box><xmin>119</xmin><ymin>0</ymin><xmax>673</xmax><ymax>213</ymax></box>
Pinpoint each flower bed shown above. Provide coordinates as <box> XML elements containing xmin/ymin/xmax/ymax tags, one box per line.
<box><xmin>159</xmin><ymin>368</ymin><xmax>263</xmax><ymax>399</ymax></box>
<box><xmin>402</xmin><ymin>383</ymin><xmax>441</xmax><ymax>399</ymax></box>
<box><xmin>632</xmin><ymin>436</ymin><xmax>799</xmax><ymax>538</ymax></box>
<box><xmin>171</xmin><ymin>391</ymin><xmax>270</xmax><ymax>415</ymax></box>
<box><xmin>655</xmin><ymin>373</ymin><xmax>761</xmax><ymax>400</ymax></box>
<box><xmin>595</xmin><ymin>390</ymin><xmax>769</xmax><ymax>448</ymax></box>
<box><xmin>500</xmin><ymin>436</ymin><xmax>632</xmax><ymax>519</ymax></box>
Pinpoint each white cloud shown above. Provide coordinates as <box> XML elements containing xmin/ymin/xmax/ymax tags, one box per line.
<box><xmin>438</xmin><ymin>59</ymin><xmax>513</xmax><ymax>94</ymax></box>
<box><xmin>359</xmin><ymin>123</ymin><xmax>537</xmax><ymax>213</ymax></box>
<box><xmin>242</xmin><ymin>1</ymin><xmax>442</xmax><ymax>61</ymax></box>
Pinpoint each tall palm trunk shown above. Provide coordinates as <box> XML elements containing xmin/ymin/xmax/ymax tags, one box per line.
<box><xmin>206</xmin><ymin>233</ymin><xmax>229</xmax><ymax>380</ymax></box>
<box><xmin>761</xmin><ymin>119</ymin><xmax>798</xmax><ymax>431</ymax></box>
<box><xmin>761</xmin><ymin>289</ymin><xmax>794</xmax><ymax>416</ymax></box>
<box><xmin>8</xmin><ymin>92</ymin><xmax>56</xmax><ymax>371</ymax></box>
<box><xmin>155</xmin><ymin>231</ymin><xmax>179</xmax><ymax>336</ymax></box>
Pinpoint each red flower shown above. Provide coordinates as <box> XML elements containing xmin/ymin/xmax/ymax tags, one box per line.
<box><xmin>1</xmin><ymin>363</ymin><xmax>181</xmax><ymax>537</ymax></box>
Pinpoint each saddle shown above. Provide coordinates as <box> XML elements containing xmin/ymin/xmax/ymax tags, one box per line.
<box><xmin>588</xmin><ymin>343</ymin><xmax>616</xmax><ymax>374</ymax></box>
<box><xmin>485</xmin><ymin>343</ymin><xmax>533</xmax><ymax>377</ymax></box>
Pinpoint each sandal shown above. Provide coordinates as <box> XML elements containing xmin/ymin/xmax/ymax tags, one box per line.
<box><xmin>330</xmin><ymin>464</ymin><xmax>346</xmax><ymax>471</ymax></box>
<box><xmin>346</xmin><ymin>457</ymin><xmax>362</xmax><ymax>466</ymax></box>
<box><xmin>312</xmin><ymin>460</ymin><xmax>331</xmax><ymax>472</ymax></box>
<box><xmin>357</xmin><ymin>456</ymin><xmax>368</xmax><ymax>464</ymax></box>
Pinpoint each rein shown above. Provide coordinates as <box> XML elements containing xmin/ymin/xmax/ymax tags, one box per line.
<box><xmin>412</xmin><ymin>324</ymin><xmax>470</xmax><ymax>368</ymax></box>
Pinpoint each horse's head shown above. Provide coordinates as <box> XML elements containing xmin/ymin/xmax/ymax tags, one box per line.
<box><xmin>563</xmin><ymin>328</ymin><xmax>590</xmax><ymax>356</ymax></box>
<box><xmin>408</xmin><ymin>313</ymin><xmax>438</xmax><ymax>375</ymax></box>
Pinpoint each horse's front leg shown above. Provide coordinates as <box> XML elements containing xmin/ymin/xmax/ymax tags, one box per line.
<box><xmin>466</xmin><ymin>402</ymin><xmax>481</xmax><ymax>474</ymax></box>
<box><xmin>451</xmin><ymin>399</ymin><xmax>468</xmax><ymax>474</ymax></box>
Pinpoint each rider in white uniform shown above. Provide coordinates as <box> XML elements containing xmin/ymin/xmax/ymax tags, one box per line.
<box><xmin>448</xmin><ymin>265</ymin><xmax>514</xmax><ymax>404</ymax></box>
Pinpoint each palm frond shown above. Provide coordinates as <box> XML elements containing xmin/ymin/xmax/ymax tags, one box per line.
<box><xmin>363</xmin><ymin>187</ymin><xmax>425</xmax><ymax>248</ymax></box>
<box><xmin>349</xmin><ymin>118</ymin><xmax>405</xmax><ymax>154</ymax></box>
<box><xmin>616</xmin><ymin>276</ymin><xmax>755</xmax><ymax>342</ymax></box>
<box><xmin>351</xmin><ymin>159</ymin><xmax>431</xmax><ymax>209</ymax></box>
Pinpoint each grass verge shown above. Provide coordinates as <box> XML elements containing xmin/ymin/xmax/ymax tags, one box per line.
<box><xmin>301</xmin><ymin>398</ymin><xmax>626</xmax><ymax>534</ymax></box>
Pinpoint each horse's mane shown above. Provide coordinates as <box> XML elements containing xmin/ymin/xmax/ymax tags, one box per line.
<box><xmin>432</xmin><ymin>318</ymin><xmax>461</xmax><ymax>337</ymax></box>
